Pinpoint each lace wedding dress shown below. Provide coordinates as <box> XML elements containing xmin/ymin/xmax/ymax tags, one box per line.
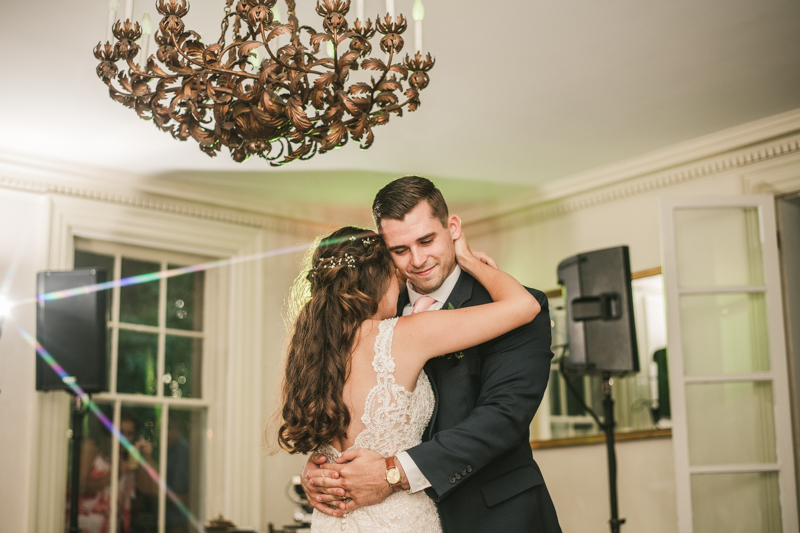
<box><xmin>311</xmin><ymin>318</ymin><xmax>442</xmax><ymax>533</ymax></box>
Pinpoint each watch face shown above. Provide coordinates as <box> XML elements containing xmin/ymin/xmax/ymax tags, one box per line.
<box><xmin>386</xmin><ymin>468</ymin><xmax>401</xmax><ymax>485</ymax></box>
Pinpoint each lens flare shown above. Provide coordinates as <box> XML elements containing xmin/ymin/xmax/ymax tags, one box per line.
<box><xmin>0</xmin><ymin>296</ymin><xmax>11</xmax><ymax>319</ymax></box>
<box><xmin>12</xmin><ymin>320</ymin><xmax>205</xmax><ymax>532</ymax></box>
<box><xmin>17</xmin><ymin>242</ymin><xmax>312</xmax><ymax>307</ymax></box>
<box><xmin>9</xmin><ymin>231</ymin><xmax>375</xmax><ymax>309</ymax></box>
<box><xmin>3</xmin><ymin>229</ymin><xmax>376</xmax><ymax>530</ymax></box>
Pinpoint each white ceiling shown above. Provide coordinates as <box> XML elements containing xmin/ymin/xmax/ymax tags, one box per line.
<box><xmin>1</xmin><ymin>0</ymin><xmax>799</xmax><ymax>208</ymax></box>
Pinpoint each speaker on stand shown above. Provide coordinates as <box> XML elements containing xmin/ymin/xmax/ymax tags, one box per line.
<box><xmin>36</xmin><ymin>269</ymin><xmax>108</xmax><ymax>533</ymax></box>
<box><xmin>557</xmin><ymin>246</ymin><xmax>639</xmax><ymax>533</ymax></box>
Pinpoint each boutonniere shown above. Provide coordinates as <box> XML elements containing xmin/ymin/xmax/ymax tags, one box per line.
<box><xmin>442</xmin><ymin>300</ymin><xmax>467</xmax><ymax>360</ymax></box>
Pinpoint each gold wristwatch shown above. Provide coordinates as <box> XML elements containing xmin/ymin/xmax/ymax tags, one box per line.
<box><xmin>385</xmin><ymin>456</ymin><xmax>402</xmax><ymax>491</ymax></box>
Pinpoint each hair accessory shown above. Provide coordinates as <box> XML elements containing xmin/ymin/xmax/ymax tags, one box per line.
<box><xmin>313</xmin><ymin>253</ymin><xmax>357</xmax><ymax>273</ymax></box>
<box><xmin>362</xmin><ymin>238</ymin><xmax>374</xmax><ymax>247</ymax></box>
<box><xmin>349</xmin><ymin>236</ymin><xmax>357</xmax><ymax>241</ymax></box>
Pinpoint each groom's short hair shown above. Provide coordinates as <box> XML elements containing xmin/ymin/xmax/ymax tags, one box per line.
<box><xmin>373</xmin><ymin>176</ymin><xmax>449</xmax><ymax>229</ymax></box>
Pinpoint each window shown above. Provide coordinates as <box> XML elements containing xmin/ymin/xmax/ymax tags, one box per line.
<box><xmin>67</xmin><ymin>238</ymin><xmax>209</xmax><ymax>533</ymax></box>
<box><xmin>537</xmin><ymin>273</ymin><xmax>669</xmax><ymax>440</ymax></box>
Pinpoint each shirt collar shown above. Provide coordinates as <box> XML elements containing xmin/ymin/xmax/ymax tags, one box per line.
<box><xmin>407</xmin><ymin>264</ymin><xmax>462</xmax><ymax>307</ymax></box>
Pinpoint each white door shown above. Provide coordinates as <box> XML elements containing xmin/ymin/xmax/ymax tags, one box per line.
<box><xmin>660</xmin><ymin>195</ymin><xmax>798</xmax><ymax>533</ymax></box>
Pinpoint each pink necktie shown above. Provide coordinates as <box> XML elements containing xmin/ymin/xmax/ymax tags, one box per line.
<box><xmin>412</xmin><ymin>295</ymin><xmax>437</xmax><ymax>314</ymax></box>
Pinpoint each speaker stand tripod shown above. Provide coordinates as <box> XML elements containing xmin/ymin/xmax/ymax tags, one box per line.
<box><xmin>68</xmin><ymin>394</ymin><xmax>87</xmax><ymax>533</ymax></box>
<box><xmin>602</xmin><ymin>372</ymin><xmax>625</xmax><ymax>533</ymax></box>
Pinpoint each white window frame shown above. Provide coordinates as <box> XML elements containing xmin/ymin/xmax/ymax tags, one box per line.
<box><xmin>33</xmin><ymin>195</ymin><xmax>268</xmax><ymax>532</ymax></box>
<box><xmin>74</xmin><ymin>238</ymin><xmax>212</xmax><ymax>533</ymax></box>
<box><xmin>660</xmin><ymin>195</ymin><xmax>799</xmax><ymax>533</ymax></box>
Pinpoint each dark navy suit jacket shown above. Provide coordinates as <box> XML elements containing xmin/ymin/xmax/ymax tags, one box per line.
<box><xmin>400</xmin><ymin>271</ymin><xmax>561</xmax><ymax>533</ymax></box>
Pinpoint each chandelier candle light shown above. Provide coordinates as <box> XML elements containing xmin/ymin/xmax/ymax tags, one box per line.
<box><xmin>93</xmin><ymin>0</ymin><xmax>434</xmax><ymax>165</ymax></box>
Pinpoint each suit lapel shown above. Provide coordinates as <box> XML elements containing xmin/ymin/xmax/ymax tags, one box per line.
<box><xmin>441</xmin><ymin>270</ymin><xmax>475</xmax><ymax>312</ymax></box>
<box><xmin>396</xmin><ymin>288</ymin><xmax>410</xmax><ymax>317</ymax></box>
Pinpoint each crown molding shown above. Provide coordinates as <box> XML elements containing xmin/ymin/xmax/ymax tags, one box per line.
<box><xmin>463</xmin><ymin>109</ymin><xmax>800</xmax><ymax>236</ymax></box>
<box><xmin>0</xmin><ymin>152</ymin><xmax>333</xmax><ymax>239</ymax></box>
<box><xmin>5</xmin><ymin>107</ymin><xmax>800</xmax><ymax>240</ymax></box>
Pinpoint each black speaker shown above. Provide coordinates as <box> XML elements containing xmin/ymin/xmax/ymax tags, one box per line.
<box><xmin>36</xmin><ymin>270</ymin><xmax>108</xmax><ymax>393</ymax></box>
<box><xmin>557</xmin><ymin>246</ymin><xmax>639</xmax><ymax>376</ymax></box>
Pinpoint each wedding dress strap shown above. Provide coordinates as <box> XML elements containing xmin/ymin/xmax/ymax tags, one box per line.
<box><xmin>371</xmin><ymin>317</ymin><xmax>399</xmax><ymax>375</ymax></box>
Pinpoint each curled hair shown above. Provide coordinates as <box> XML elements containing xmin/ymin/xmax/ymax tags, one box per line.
<box><xmin>278</xmin><ymin>226</ymin><xmax>394</xmax><ymax>454</ymax></box>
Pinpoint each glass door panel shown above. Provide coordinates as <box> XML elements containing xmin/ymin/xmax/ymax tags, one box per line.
<box><xmin>679</xmin><ymin>293</ymin><xmax>770</xmax><ymax>376</ymax></box>
<box><xmin>691</xmin><ymin>472</ymin><xmax>782</xmax><ymax>533</ymax></box>
<box><xmin>674</xmin><ymin>207</ymin><xmax>764</xmax><ymax>288</ymax></box>
<box><xmin>660</xmin><ymin>196</ymin><xmax>798</xmax><ymax>533</ymax></box>
<box><xmin>685</xmin><ymin>381</ymin><xmax>776</xmax><ymax>465</ymax></box>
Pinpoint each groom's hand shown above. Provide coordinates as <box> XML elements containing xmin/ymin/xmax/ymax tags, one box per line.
<box><xmin>312</xmin><ymin>448</ymin><xmax>399</xmax><ymax>514</ymax></box>
<box><xmin>302</xmin><ymin>453</ymin><xmax>347</xmax><ymax>517</ymax></box>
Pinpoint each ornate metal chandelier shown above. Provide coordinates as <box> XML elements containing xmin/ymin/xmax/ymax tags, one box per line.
<box><xmin>94</xmin><ymin>0</ymin><xmax>434</xmax><ymax>165</ymax></box>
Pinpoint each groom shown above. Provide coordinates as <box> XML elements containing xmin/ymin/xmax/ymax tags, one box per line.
<box><xmin>303</xmin><ymin>176</ymin><xmax>561</xmax><ymax>532</ymax></box>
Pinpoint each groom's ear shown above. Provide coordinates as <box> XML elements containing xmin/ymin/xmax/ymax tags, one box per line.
<box><xmin>447</xmin><ymin>214</ymin><xmax>462</xmax><ymax>240</ymax></box>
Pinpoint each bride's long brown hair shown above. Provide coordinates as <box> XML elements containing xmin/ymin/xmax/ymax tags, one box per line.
<box><xmin>278</xmin><ymin>226</ymin><xmax>395</xmax><ymax>454</ymax></box>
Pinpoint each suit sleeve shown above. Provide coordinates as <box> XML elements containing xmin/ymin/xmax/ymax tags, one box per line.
<box><xmin>405</xmin><ymin>291</ymin><xmax>553</xmax><ymax>502</ymax></box>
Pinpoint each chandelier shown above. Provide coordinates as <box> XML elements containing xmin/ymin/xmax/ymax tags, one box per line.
<box><xmin>94</xmin><ymin>0</ymin><xmax>434</xmax><ymax>165</ymax></box>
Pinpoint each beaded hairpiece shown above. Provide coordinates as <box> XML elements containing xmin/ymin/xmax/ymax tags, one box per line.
<box><xmin>310</xmin><ymin>253</ymin><xmax>356</xmax><ymax>277</ymax></box>
<box><xmin>349</xmin><ymin>235</ymin><xmax>374</xmax><ymax>246</ymax></box>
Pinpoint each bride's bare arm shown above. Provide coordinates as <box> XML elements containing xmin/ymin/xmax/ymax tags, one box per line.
<box><xmin>393</xmin><ymin>233</ymin><xmax>539</xmax><ymax>366</ymax></box>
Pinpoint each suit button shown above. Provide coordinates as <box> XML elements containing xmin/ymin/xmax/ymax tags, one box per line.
<box><xmin>455</xmin><ymin>473</ymin><xmax>461</xmax><ymax>480</ymax></box>
<box><xmin>449</xmin><ymin>476</ymin><xmax>456</xmax><ymax>484</ymax></box>
<box><xmin>461</xmin><ymin>469</ymin><xmax>467</xmax><ymax>476</ymax></box>
<box><xmin>466</xmin><ymin>465</ymin><xmax>472</xmax><ymax>473</ymax></box>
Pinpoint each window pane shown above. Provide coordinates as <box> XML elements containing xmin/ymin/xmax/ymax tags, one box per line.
<box><xmin>66</xmin><ymin>401</ymin><xmax>114</xmax><ymax>533</ymax></box>
<box><xmin>120</xmin><ymin>258</ymin><xmax>160</xmax><ymax>326</ymax></box>
<box><xmin>74</xmin><ymin>250</ymin><xmax>115</xmax><ymax>324</ymax></box>
<box><xmin>686</xmin><ymin>381</ymin><xmax>777</xmax><ymax>466</ymax></box>
<box><xmin>565</xmin><ymin>374</ymin><xmax>587</xmax><ymax>416</ymax></box>
<box><xmin>167</xmin><ymin>409</ymin><xmax>206</xmax><ymax>529</ymax></box>
<box><xmin>679</xmin><ymin>293</ymin><xmax>770</xmax><ymax>376</ymax></box>
<box><xmin>166</xmin><ymin>266</ymin><xmax>204</xmax><ymax>331</ymax></box>
<box><xmin>674</xmin><ymin>207</ymin><xmax>764</xmax><ymax>288</ymax></box>
<box><xmin>691</xmin><ymin>472</ymin><xmax>782</xmax><ymax>533</ymax></box>
<box><xmin>120</xmin><ymin>404</ymin><xmax>162</xmax><ymax>533</ymax></box>
<box><xmin>164</xmin><ymin>336</ymin><xmax>203</xmax><ymax>399</ymax></box>
<box><xmin>118</xmin><ymin>330</ymin><xmax>158</xmax><ymax>395</ymax></box>
<box><xmin>549</xmin><ymin>370</ymin><xmax>561</xmax><ymax>416</ymax></box>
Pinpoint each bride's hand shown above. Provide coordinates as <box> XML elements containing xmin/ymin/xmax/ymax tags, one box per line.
<box><xmin>454</xmin><ymin>232</ymin><xmax>475</xmax><ymax>266</ymax></box>
<box><xmin>472</xmin><ymin>251</ymin><xmax>499</xmax><ymax>269</ymax></box>
<box><xmin>455</xmin><ymin>233</ymin><xmax>499</xmax><ymax>270</ymax></box>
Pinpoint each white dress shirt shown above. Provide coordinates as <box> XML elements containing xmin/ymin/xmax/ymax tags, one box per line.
<box><xmin>395</xmin><ymin>265</ymin><xmax>462</xmax><ymax>493</ymax></box>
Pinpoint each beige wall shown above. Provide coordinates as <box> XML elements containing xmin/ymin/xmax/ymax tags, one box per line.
<box><xmin>463</xmin><ymin>154</ymin><xmax>800</xmax><ymax>532</ymax></box>
<box><xmin>0</xmin><ymin>189</ymin><xmax>48</xmax><ymax>533</ymax></box>
<box><xmin>535</xmin><ymin>437</ymin><xmax>678</xmax><ymax>533</ymax></box>
<box><xmin>3</xmin><ymin>112</ymin><xmax>800</xmax><ymax>530</ymax></box>
<box><xmin>466</xmin><ymin>170</ymin><xmax>745</xmax><ymax>290</ymax></box>
<box><xmin>259</xmin><ymin>230</ymin><xmax>315</xmax><ymax>529</ymax></box>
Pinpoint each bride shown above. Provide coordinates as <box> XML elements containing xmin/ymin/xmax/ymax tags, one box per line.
<box><xmin>277</xmin><ymin>225</ymin><xmax>540</xmax><ymax>532</ymax></box>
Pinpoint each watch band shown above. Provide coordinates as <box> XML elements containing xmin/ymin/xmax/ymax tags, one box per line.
<box><xmin>385</xmin><ymin>456</ymin><xmax>403</xmax><ymax>491</ymax></box>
